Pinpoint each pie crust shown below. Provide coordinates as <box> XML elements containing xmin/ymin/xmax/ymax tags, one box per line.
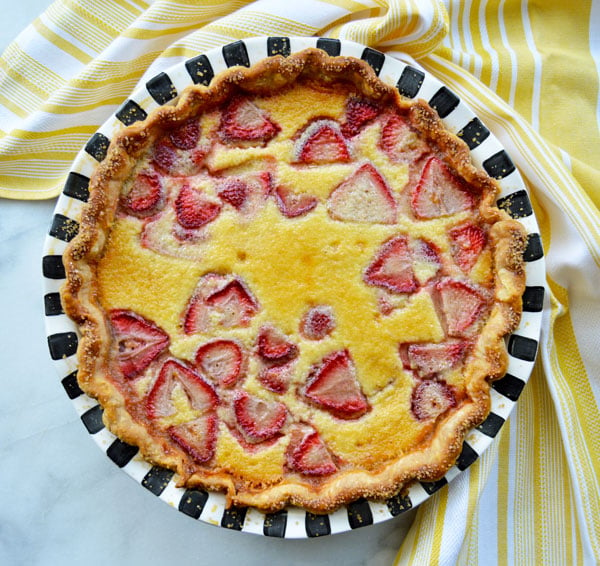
<box><xmin>61</xmin><ymin>48</ymin><xmax>527</xmax><ymax>513</ymax></box>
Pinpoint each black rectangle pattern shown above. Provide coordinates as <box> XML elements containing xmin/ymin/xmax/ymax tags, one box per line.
<box><xmin>524</xmin><ymin>233</ymin><xmax>543</xmax><ymax>262</ymax></box>
<box><xmin>116</xmin><ymin>99</ymin><xmax>148</xmax><ymax>126</ymax></box>
<box><xmin>429</xmin><ymin>87</ymin><xmax>460</xmax><ymax>118</ymax></box>
<box><xmin>107</xmin><ymin>438</ymin><xmax>139</xmax><ymax>467</ymax></box>
<box><xmin>48</xmin><ymin>331</ymin><xmax>78</xmax><ymax>360</ymax></box>
<box><xmin>61</xmin><ymin>371</ymin><xmax>83</xmax><ymax>399</ymax></box>
<box><xmin>142</xmin><ymin>466</ymin><xmax>174</xmax><ymax>496</ymax></box>
<box><xmin>179</xmin><ymin>489</ymin><xmax>209</xmax><ymax>519</ymax></box>
<box><xmin>44</xmin><ymin>292</ymin><xmax>63</xmax><ymax>316</ymax></box>
<box><xmin>492</xmin><ymin>373</ymin><xmax>526</xmax><ymax>402</ymax></box>
<box><xmin>49</xmin><ymin>214</ymin><xmax>79</xmax><ymax>242</ymax></box>
<box><xmin>263</xmin><ymin>510</ymin><xmax>287</xmax><ymax>537</ymax></box>
<box><xmin>396</xmin><ymin>66</ymin><xmax>424</xmax><ymax>98</ymax></box>
<box><xmin>223</xmin><ymin>40</ymin><xmax>250</xmax><ymax>67</ymax></box>
<box><xmin>523</xmin><ymin>286</ymin><xmax>545</xmax><ymax>312</ymax></box>
<box><xmin>457</xmin><ymin>117</ymin><xmax>490</xmax><ymax>150</ymax></box>
<box><xmin>185</xmin><ymin>54</ymin><xmax>215</xmax><ymax>86</ymax></box>
<box><xmin>420</xmin><ymin>477</ymin><xmax>448</xmax><ymax>495</ymax></box>
<box><xmin>497</xmin><ymin>189</ymin><xmax>533</xmax><ymax>219</ymax></box>
<box><xmin>361</xmin><ymin>47</ymin><xmax>385</xmax><ymax>75</ymax></box>
<box><xmin>84</xmin><ymin>132</ymin><xmax>110</xmax><ymax>162</ymax></box>
<box><xmin>305</xmin><ymin>512</ymin><xmax>331</xmax><ymax>537</ymax></box>
<box><xmin>508</xmin><ymin>334</ymin><xmax>538</xmax><ymax>362</ymax></box>
<box><xmin>42</xmin><ymin>255</ymin><xmax>66</xmax><ymax>279</ymax></box>
<box><xmin>146</xmin><ymin>72</ymin><xmax>178</xmax><ymax>104</ymax></box>
<box><xmin>81</xmin><ymin>405</ymin><xmax>105</xmax><ymax>434</ymax></box>
<box><xmin>477</xmin><ymin>412</ymin><xmax>505</xmax><ymax>437</ymax></box>
<box><xmin>347</xmin><ymin>498</ymin><xmax>373</xmax><ymax>528</ymax></box>
<box><xmin>267</xmin><ymin>36</ymin><xmax>291</xmax><ymax>57</ymax></box>
<box><xmin>386</xmin><ymin>492</ymin><xmax>413</xmax><ymax>516</ymax></box>
<box><xmin>221</xmin><ymin>506</ymin><xmax>247</xmax><ymax>530</ymax></box>
<box><xmin>316</xmin><ymin>38</ymin><xmax>341</xmax><ymax>56</ymax></box>
<box><xmin>63</xmin><ymin>172</ymin><xmax>90</xmax><ymax>202</ymax></box>
<box><xmin>483</xmin><ymin>150</ymin><xmax>516</xmax><ymax>179</ymax></box>
<box><xmin>456</xmin><ymin>441</ymin><xmax>479</xmax><ymax>470</ymax></box>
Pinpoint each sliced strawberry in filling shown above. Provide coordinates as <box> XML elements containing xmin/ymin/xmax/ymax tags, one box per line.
<box><xmin>233</xmin><ymin>390</ymin><xmax>287</xmax><ymax>443</ymax></box>
<box><xmin>341</xmin><ymin>97</ymin><xmax>380</xmax><ymax>138</ymax></box>
<box><xmin>205</xmin><ymin>279</ymin><xmax>259</xmax><ymax>328</ymax></box>
<box><xmin>168</xmin><ymin>413</ymin><xmax>217</xmax><ymax>464</ymax></box>
<box><xmin>449</xmin><ymin>223</ymin><xmax>487</xmax><ymax>273</ymax></box>
<box><xmin>328</xmin><ymin>163</ymin><xmax>397</xmax><ymax>224</ymax></box>
<box><xmin>364</xmin><ymin>235</ymin><xmax>417</xmax><ymax>293</ymax></box>
<box><xmin>257</xmin><ymin>325</ymin><xmax>298</xmax><ymax>361</ymax></box>
<box><xmin>411</xmin><ymin>379</ymin><xmax>456</xmax><ymax>421</ymax></box>
<box><xmin>299</xmin><ymin>305</ymin><xmax>336</xmax><ymax>340</ymax></box>
<box><xmin>436</xmin><ymin>278</ymin><xmax>487</xmax><ymax>336</ymax></box>
<box><xmin>169</xmin><ymin>120</ymin><xmax>200</xmax><ymax>150</ymax></box>
<box><xmin>411</xmin><ymin>157</ymin><xmax>475</xmax><ymax>219</ymax></box>
<box><xmin>400</xmin><ymin>340</ymin><xmax>470</xmax><ymax>377</ymax></box>
<box><xmin>175</xmin><ymin>184</ymin><xmax>221</xmax><ymax>229</ymax></box>
<box><xmin>146</xmin><ymin>359</ymin><xmax>218</xmax><ymax>420</ymax></box>
<box><xmin>295</xmin><ymin>120</ymin><xmax>350</xmax><ymax>164</ymax></box>
<box><xmin>304</xmin><ymin>350</ymin><xmax>370</xmax><ymax>419</ymax></box>
<box><xmin>258</xmin><ymin>362</ymin><xmax>294</xmax><ymax>394</ymax></box>
<box><xmin>274</xmin><ymin>185</ymin><xmax>318</xmax><ymax>218</ymax></box>
<box><xmin>195</xmin><ymin>339</ymin><xmax>244</xmax><ymax>387</ymax></box>
<box><xmin>151</xmin><ymin>139</ymin><xmax>177</xmax><ymax>174</ymax></box>
<box><xmin>380</xmin><ymin>113</ymin><xmax>430</xmax><ymax>163</ymax></box>
<box><xmin>287</xmin><ymin>427</ymin><xmax>337</xmax><ymax>476</ymax></box>
<box><xmin>109</xmin><ymin>310</ymin><xmax>169</xmax><ymax>378</ymax></box>
<box><xmin>122</xmin><ymin>170</ymin><xmax>164</xmax><ymax>217</ymax></box>
<box><xmin>220</xmin><ymin>98</ymin><xmax>279</xmax><ymax>144</ymax></box>
<box><xmin>217</xmin><ymin>178</ymin><xmax>248</xmax><ymax>209</ymax></box>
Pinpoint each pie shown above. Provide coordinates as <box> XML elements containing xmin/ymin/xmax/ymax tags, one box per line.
<box><xmin>61</xmin><ymin>48</ymin><xmax>527</xmax><ymax>513</ymax></box>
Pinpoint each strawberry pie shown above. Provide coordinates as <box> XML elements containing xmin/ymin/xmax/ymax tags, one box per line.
<box><xmin>61</xmin><ymin>48</ymin><xmax>527</xmax><ymax>513</ymax></box>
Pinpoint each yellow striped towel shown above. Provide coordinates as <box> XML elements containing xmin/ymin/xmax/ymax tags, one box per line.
<box><xmin>3</xmin><ymin>1</ymin><xmax>599</xmax><ymax>564</ymax></box>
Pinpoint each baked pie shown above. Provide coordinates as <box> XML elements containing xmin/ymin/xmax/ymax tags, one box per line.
<box><xmin>61</xmin><ymin>48</ymin><xmax>527</xmax><ymax>513</ymax></box>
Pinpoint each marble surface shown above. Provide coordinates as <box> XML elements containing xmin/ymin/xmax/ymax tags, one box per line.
<box><xmin>0</xmin><ymin>3</ymin><xmax>414</xmax><ymax>565</ymax></box>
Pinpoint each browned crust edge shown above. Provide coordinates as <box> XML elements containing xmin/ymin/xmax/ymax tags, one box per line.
<box><xmin>61</xmin><ymin>48</ymin><xmax>527</xmax><ymax>514</ymax></box>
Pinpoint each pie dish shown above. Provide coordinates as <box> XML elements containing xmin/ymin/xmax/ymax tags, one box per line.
<box><xmin>44</xmin><ymin>38</ymin><xmax>543</xmax><ymax>537</ymax></box>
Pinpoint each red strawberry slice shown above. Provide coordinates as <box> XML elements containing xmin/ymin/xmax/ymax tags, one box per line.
<box><xmin>168</xmin><ymin>414</ymin><xmax>217</xmax><ymax>463</ymax></box>
<box><xmin>205</xmin><ymin>279</ymin><xmax>259</xmax><ymax>328</ymax></box>
<box><xmin>217</xmin><ymin>178</ymin><xmax>248</xmax><ymax>209</ymax></box>
<box><xmin>122</xmin><ymin>170</ymin><xmax>164</xmax><ymax>217</ymax></box>
<box><xmin>274</xmin><ymin>185</ymin><xmax>318</xmax><ymax>218</ymax></box>
<box><xmin>257</xmin><ymin>325</ymin><xmax>298</xmax><ymax>361</ymax></box>
<box><xmin>220</xmin><ymin>98</ymin><xmax>280</xmax><ymax>144</ymax></box>
<box><xmin>175</xmin><ymin>184</ymin><xmax>221</xmax><ymax>229</ymax></box>
<box><xmin>258</xmin><ymin>362</ymin><xmax>294</xmax><ymax>394</ymax></box>
<box><xmin>449</xmin><ymin>223</ymin><xmax>487</xmax><ymax>273</ymax></box>
<box><xmin>195</xmin><ymin>340</ymin><xmax>244</xmax><ymax>388</ymax></box>
<box><xmin>304</xmin><ymin>350</ymin><xmax>370</xmax><ymax>419</ymax></box>
<box><xmin>411</xmin><ymin>379</ymin><xmax>456</xmax><ymax>421</ymax></box>
<box><xmin>364</xmin><ymin>235</ymin><xmax>417</xmax><ymax>294</ymax></box>
<box><xmin>299</xmin><ymin>305</ymin><xmax>336</xmax><ymax>340</ymax></box>
<box><xmin>436</xmin><ymin>278</ymin><xmax>487</xmax><ymax>337</ymax></box>
<box><xmin>328</xmin><ymin>163</ymin><xmax>397</xmax><ymax>224</ymax></box>
<box><xmin>295</xmin><ymin>120</ymin><xmax>350</xmax><ymax>164</ymax></box>
<box><xmin>380</xmin><ymin>113</ymin><xmax>430</xmax><ymax>163</ymax></box>
<box><xmin>341</xmin><ymin>97</ymin><xmax>380</xmax><ymax>138</ymax></box>
<box><xmin>146</xmin><ymin>359</ymin><xmax>218</xmax><ymax>420</ymax></box>
<box><xmin>109</xmin><ymin>310</ymin><xmax>169</xmax><ymax>378</ymax></box>
<box><xmin>287</xmin><ymin>428</ymin><xmax>337</xmax><ymax>476</ymax></box>
<box><xmin>411</xmin><ymin>157</ymin><xmax>475</xmax><ymax>219</ymax></box>
<box><xmin>400</xmin><ymin>340</ymin><xmax>469</xmax><ymax>377</ymax></box>
<box><xmin>169</xmin><ymin>120</ymin><xmax>200</xmax><ymax>150</ymax></box>
<box><xmin>151</xmin><ymin>138</ymin><xmax>177</xmax><ymax>174</ymax></box>
<box><xmin>233</xmin><ymin>390</ymin><xmax>287</xmax><ymax>443</ymax></box>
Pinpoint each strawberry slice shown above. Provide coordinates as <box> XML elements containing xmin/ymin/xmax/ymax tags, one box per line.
<box><xmin>195</xmin><ymin>339</ymin><xmax>244</xmax><ymax>388</ymax></box>
<box><xmin>341</xmin><ymin>97</ymin><xmax>380</xmax><ymax>138</ymax></box>
<box><xmin>122</xmin><ymin>170</ymin><xmax>164</xmax><ymax>217</ymax></box>
<box><xmin>411</xmin><ymin>157</ymin><xmax>475</xmax><ymax>219</ymax></box>
<box><xmin>380</xmin><ymin>113</ymin><xmax>430</xmax><ymax>163</ymax></box>
<box><xmin>364</xmin><ymin>235</ymin><xmax>417</xmax><ymax>293</ymax></box>
<box><xmin>449</xmin><ymin>223</ymin><xmax>487</xmax><ymax>273</ymax></box>
<box><xmin>274</xmin><ymin>185</ymin><xmax>318</xmax><ymax>218</ymax></box>
<box><xmin>304</xmin><ymin>350</ymin><xmax>370</xmax><ymax>419</ymax></box>
<box><xmin>109</xmin><ymin>310</ymin><xmax>169</xmax><ymax>378</ymax></box>
<box><xmin>295</xmin><ymin>120</ymin><xmax>350</xmax><ymax>164</ymax></box>
<box><xmin>257</xmin><ymin>325</ymin><xmax>298</xmax><ymax>361</ymax></box>
<box><xmin>233</xmin><ymin>390</ymin><xmax>287</xmax><ymax>443</ymax></box>
<box><xmin>205</xmin><ymin>279</ymin><xmax>259</xmax><ymax>328</ymax></box>
<box><xmin>146</xmin><ymin>359</ymin><xmax>218</xmax><ymax>420</ymax></box>
<box><xmin>217</xmin><ymin>178</ymin><xmax>248</xmax><ymax>210</ymax></box>
<box><xmin>400</xmin><ymin>340</ymin><xmax>470</xmax><ymax>377</ymax></box>
<box><xmin>168</xmin><ymin>414</ymin><xmax>217</xmax><ymax>463</ymax></box>
<box><xmin>151</xmin><ymin>138</ymin><xmax>177</xmax><ymax>174</ymax></box>
<box><xmin>175</xmin><ymin>184</ymin><xmax>221</xmax><ymax>229</ymax></box>
<box><xmin>258</xmin><ymin>362</ymin><xmax>294</xmax><ymax>394</ymax></box>
<box><xmin>169</xmin><ymin>120</ymin><xmax>200</xmax><ymax>150</ymax></box>
<box><xmin>286</xmin><ymin>427</ymin><xmax>337</xmax><ymax>476</ymax></box>
<box><xmin>436</xmin><ymin>278</ymin><xmax>487</xmax><ymax>337</ymax></box>
<box><xmin>299</xmin><ymin>305</ymin><xmax>336</xmax><ymax>340</ymax></box>
<box><xmin>327</xmin><ymin>163</ymin><xmax>397</xmax><ymax>224</ymax></box>
<box><xmin>411</xmin><ymin>379</ymin><xmax>456</xmax><ymax>421</ymax></box>
<box><xmin>220</xmin><ymin>98</ymin><xmax>280</xmax><ymax>144</ymax></box>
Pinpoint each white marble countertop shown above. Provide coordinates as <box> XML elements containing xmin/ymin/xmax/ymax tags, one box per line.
<box><xmin>0</xmin><ymin>3</ymin><xmax>413</xmax><ymax>564</ymax></box>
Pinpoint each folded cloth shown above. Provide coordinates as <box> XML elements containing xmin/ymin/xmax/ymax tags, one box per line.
<box><xmin>3</xmin><ymin>1</ymin><xmax>598</xmax><ymax>563</ymax></box>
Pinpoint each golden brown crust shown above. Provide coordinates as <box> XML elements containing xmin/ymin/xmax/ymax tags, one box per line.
<box><xmin>61</xmin><ymin>48</ymin><xmax>527</xmax><ymax>513</ymax></box>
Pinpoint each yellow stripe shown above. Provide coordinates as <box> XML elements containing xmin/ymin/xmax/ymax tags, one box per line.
<box><xmin>0</xmin><ymin>91</ymin><xmax>29</xmax><ymax>120</ymax></box>
<box><xmin>31</xmin><ymin>19</ymin><xmax>92</xmax><ymax>65</ymax></box>
<box><xmin>2</xmin><ymin>44</ymin><xmax>65</xmax><ymax>96</ymax></box>
<box><xmin>496</xmin><ymin>421</ymin><xmax>510</xmax><ymax>566</ymax></box>
<box><xmin>430</xmin><ymin>490</ymin><xmax>449</xmax><ymax>566</ymax></box>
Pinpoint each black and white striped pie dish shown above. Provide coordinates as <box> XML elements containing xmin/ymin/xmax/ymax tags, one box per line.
<box><xmin>42</xmin><ymin>36</ymin><xmax>545</xmax><ymax>539</ymax></box>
